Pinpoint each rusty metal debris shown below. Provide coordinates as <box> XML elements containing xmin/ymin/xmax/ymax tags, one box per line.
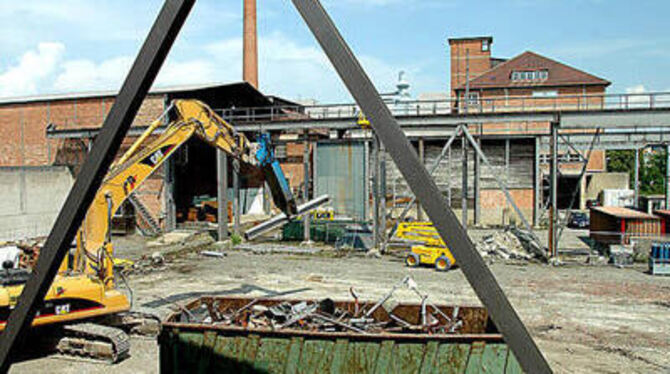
<box><xmin>177</xmin><ymin>276</ymin><xmax>464</xmax><ymax>335</ymax></box>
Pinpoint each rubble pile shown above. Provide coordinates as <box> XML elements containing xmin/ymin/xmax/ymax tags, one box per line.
<box><xmin>476</xmin><ymin>228</ymin><xmax>548</xmax><ymax>262</ymax></box>
<box><xmin>179</xmin><ymin>276</ymin><xmax>463</xmax><ymax>335</ymax></box>
<box><xmin>0</xmin><ymin>238</ymin><xmax>45</xmax><ymax>269</ymax></box>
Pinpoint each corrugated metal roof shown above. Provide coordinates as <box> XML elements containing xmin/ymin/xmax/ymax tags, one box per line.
<box><xmin>592</xmin><ymin>206</ymin><xmax>660</xmax><ymax>220</ymax></box>
<box><xmin>0</xmin><ymin>82</ymin><xmax>239</xmax><ymax>105</ymax></box>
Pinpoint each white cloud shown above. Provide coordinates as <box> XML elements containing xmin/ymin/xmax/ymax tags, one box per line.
<box><xmin>626</xmin><ymin>84</ymin><xmax>647</xmax><ymax>95</ymax></box>
<box><xmin>0</xmin><ymin>42</ymin><xmax>64</xmax><ymax>97</ymax></box>
<box><xmin>54</xmin><ymin>57</ymin><xmax>133</xmax><ymax>92</ymax></box>
<box><xmin>0</xmin><ymin>32</ymin><xmax>411</xmax><ymax>103</ymax></box>
<box><xmin>624</xmin><ymin>84</ymin><xmax>652</xmax><ymax>107</ymax></box>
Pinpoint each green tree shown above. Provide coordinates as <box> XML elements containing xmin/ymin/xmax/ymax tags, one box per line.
<box><xmin>606</xmin><ymin>149</ymin><xmax>667</xmax><ymax>196</ymax></box>
<box><xmin>640</xmin><ymin>150</ymin><xmax>667</xmax><ymax>195</ymax></box>
<box><xmin>606</xmin><ymin>150</ymin><xmax>635</xmax><ymax>188</ymax></box>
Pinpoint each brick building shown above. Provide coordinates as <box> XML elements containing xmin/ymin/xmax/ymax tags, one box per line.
<box><xmin>0</xmin><ymin>83</ymin><xmax>301</xmax><ymax>238</ymax></box>
<box><xmin>445</xmin><ymin>36</ymin><xmax>615</xmax><ymax>224</ymax></box>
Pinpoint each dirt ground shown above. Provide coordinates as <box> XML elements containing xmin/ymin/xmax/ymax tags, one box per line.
<box><xmin>10</xmin><ymin>229</ymin><xmax>670</xmax><ymax>374</ymax></box>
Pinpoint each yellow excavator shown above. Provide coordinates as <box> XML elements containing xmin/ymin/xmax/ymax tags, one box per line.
<box><xmin>0</xmin><ymin>99</ymin><xmax>297</xmax><ymax>361</ymax></box>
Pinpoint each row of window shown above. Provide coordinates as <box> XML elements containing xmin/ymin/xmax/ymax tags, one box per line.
<box><xmin>511</xmin><ymin>70</ymin><xmax>548</xmax><ymax>81</ymax></box>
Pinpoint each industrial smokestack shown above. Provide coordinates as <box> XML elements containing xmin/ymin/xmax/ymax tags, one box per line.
<box><xmin>243</xmin><ymin>0</ymin><xmax>259</xmax><ymax>88</ymax></box>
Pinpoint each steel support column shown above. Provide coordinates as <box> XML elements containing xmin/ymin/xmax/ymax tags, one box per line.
<box><xmin>233</xmin><ymin>160</ymin><xmax>241</xmax><ymax>235</ymax></box>
<box><xmin>0</xmin><ymin>0</ymin><xmax>195</xmax><ymax>370</ymax></box>
<box><xmin>550</xmin><ymin>122</ymin><xmax>559</xmax><ymax>258</ymax></box>
<box><xmin>379</xmin><ymin>143</ymin><xmax>387</xmax><ymax>251</ymax></box>
<box><xmin>634</xmin><ymin>149</ymin><xmax>639</xmax><ymax>209</ymax></box>
<box><xmin>462</xmin><ymin>127</ymin><xmax>537</xmax><ymax>237</ymax></box>
<box><xmin>666</xmin><ymin>144</ymin><xmax>670</xmax><ymax>210</ymax></box>
<box><xmin>387</xmin><ymin>126</ymin><xmax>462</xmax><ymax>240</ymax></box>
<box><xmin>417</xmin><ymin>137</ymin><xmax>425</xmax><ymax>221</ymax></box>
<box><xmin>461</xmin><ymin>136</ymin><xmax>468</xmax><ymax>227</ymax></box>
<box><xmin>303</xmin><ymin>132</ymin><xmax>312</xmax><ymax>244</ymax></box>
<box><xmin>291</xmin><ymin>1</ymin><xmax>552</xmax><ymax>372</ymax></box>
<box><xmin>371</xmin><ymin>135</ymin><xmax>380</xmax><ymax>248</ymax></box>
<box><xmin>533</xmin><ymin>137</ymin><xmax>543</xmax><ymax>227</ymax></box>
<box><xmin>217</xmin><ymin>151</ymin><xmax>229</xmax><ymax>241</ymax></box>
<box><xmin>474</xmin><ymin>125</ymin><xmax>481</xmax><ymax>226</ymax></box>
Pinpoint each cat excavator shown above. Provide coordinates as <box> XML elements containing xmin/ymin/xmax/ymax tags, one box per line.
<box><xmin>0</xmin><ymin>99</ymin><xmax>297</xmax><ymax>362</ymax></box>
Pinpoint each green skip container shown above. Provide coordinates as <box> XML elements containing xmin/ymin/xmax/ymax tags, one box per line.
<box><xmin>159</xmin><ymin>296</ymin><xmax>523</xmax><ymax>373</ymax></box>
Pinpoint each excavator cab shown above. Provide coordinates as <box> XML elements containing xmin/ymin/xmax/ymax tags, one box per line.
<box><xmin>255</xmin><ymin>133</ymin><xmax>298</xmax><ymax>217</ymax></box>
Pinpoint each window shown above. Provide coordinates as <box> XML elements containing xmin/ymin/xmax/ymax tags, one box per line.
<box><xmin>532</xmin><ymin>90</ymin><xmax>558</xmax><ymax>98</ymax></box>
<box><xmin>482</xmin><ymin>39</ymin><xmax>490</xmax><ymax>52</ymax></box>
<box><xmin>511</xmin><ymin>70</ymin><xmax>549</xmax><ymax>82</ymax></box>
<box><xmin>466</xmin><ymin>92</ymin><xmax>480</xmax><ymax>106</ymax></box>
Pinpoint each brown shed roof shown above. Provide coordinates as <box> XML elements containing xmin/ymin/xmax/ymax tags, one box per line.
<box><xmin>456</xmin><ymin>51</ymin><xmax>610</xmax><ymax>90</ymax></box>
<box><xmin>591</xmin><ymin>206</ymin><xmax>660</xmax><ymax>220</ymax></box>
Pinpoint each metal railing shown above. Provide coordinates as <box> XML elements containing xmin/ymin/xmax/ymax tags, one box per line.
<box><xmin>216</xmin><ymin>92</ymin><xmax>670</xmax><ymax>123</ymax></box>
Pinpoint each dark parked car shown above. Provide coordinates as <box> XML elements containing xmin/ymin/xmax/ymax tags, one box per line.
<box><xmin>568</xmin><ymin>212</ymin><xmax>590</xmax><ymax>228</ymax></box>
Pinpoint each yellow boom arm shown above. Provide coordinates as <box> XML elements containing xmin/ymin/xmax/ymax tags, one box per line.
<box><xmin>75</xmin><ymin>100</ymin><xmax>256</xmax><ymax>285</ymax></box>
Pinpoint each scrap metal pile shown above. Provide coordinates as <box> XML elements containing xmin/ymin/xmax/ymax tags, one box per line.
<box><xmin>476</xmin><ymin>227</ymin><xmax>548</xmax><ymax>262</ymax></box>
<box><xmin>178</xmin><ymin>276</ymin><xmax>463</xmax><ymax>335</ymax></box>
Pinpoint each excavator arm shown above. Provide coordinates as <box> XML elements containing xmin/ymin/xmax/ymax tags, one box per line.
<box><xmin>75</xmin><ymin>99</ymin><xmax>297</xmax><ymax>283</ymax></box>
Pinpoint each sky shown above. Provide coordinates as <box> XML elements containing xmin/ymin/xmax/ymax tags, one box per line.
<box><xmin>0</xmin><ymin>0</ymin><xmax>666</xmax><ymax>103</ymax></box>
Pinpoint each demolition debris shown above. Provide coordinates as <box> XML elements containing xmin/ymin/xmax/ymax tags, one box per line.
<box><xmin>174</xmin><ymin>276</ymin><xmax>463</xmax><ymax>335</ymax></box>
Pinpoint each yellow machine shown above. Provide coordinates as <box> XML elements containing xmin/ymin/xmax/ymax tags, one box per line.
<box><xmin>0</xmin><ymin>99</ymin><xmax>297</xmax><ymax>361</ymax></box>
<box><xmin>396</xmin><ymin>222</ymin><xmax>457</xmax><ymax>271</ymax></box>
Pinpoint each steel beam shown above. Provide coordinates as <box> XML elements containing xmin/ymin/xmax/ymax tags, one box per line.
<box><xmin>217</xmin><ymin>151</ymin><xmax>229</xmax><ymax>241</ymax></box>
<box><xmin>291</xmin><ymin>1</ymin><xmax>552</xmax><ymax>372</ymax></box>
<box><xmin>233</xmin><ymin>159</ymin><xmax>241</xmax><ymax>235</ymax></box>
<box><xmin>303</xmin><ymin>132</ymin><xmax>312</xmax><ymax>244</ymax></box>
<box><xmin>461</xmin><ymin>136</ymin><xmax>468</xmax><ymax>227</ymax></box>
<box><xmin>550</xmin><ymin>122</ymin><xmax>559</xmax><ymax>258</ymax></box>
<box><xmin>474</xmin><ymin>125</ymin><xmax>481</xmax><ymax>225</ymax></box>
<box><xmin>0</xmin><ymin>0</ymin><xmax>195</xmax><ymax>370</ymax></box>
<box><xmin>533</xmin><ymin>138</ymin><xmax>543</xmax><ymax>227</ymax></box>
<box><xmin>666</xmin><ymin>144</ymin><xmax>670</xmax><ymax>210</ymax></box>
<box><xmin>244</xmin><ymin>195</ymin><xmax>331</xmax><ymax>240</ymax></box>
<box><xmin>387</xmin><ymin>125</ymin><xmax>462</xmax><ymax>240</ymax></box>
<box><xmin>634</xmin><ymin>149</ymin><xmax>639</xmax><ymax>209</ymax></box>
<box><xmin>418</xmin><ymin>138</ymin><xmax>425</xmax><ymax>221</ymax></box>
<box><xmin>462</xmin><ymin>127</ymin><xmax>537</xmax><ymax>237</ymax></box>
<box><xmin>557</xmin><ymin>129</ymin><xmax>601</xmax><ymax>243</ymax></box>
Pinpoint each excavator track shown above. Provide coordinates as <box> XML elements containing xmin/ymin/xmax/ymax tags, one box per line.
<box><xmin>56</xmin><ymin>323</ymin><xmax>130</xmax><ymax>363</ymax></box>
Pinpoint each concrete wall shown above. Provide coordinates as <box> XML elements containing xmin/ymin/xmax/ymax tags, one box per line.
<box><xmin>584</xmin><ymin>172</ymin><xmax>630</xmax><ymax>208</ymax></box>
<box><xmin>0</xmin><ymin>166</ymin><xmax>74</xmax><ymax>241</ymax></box>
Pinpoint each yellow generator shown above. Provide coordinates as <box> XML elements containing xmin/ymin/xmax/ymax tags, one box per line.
<box><xmin>396</xmin><ymin>222</ymin><xmax>456</xmax><ymax>271</ymax></box>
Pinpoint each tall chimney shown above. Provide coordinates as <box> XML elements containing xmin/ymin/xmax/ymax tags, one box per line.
<box><xmin>243</xmin><ymin>0</ymin><xmax>259</xmax><ymax>88</ymax></box>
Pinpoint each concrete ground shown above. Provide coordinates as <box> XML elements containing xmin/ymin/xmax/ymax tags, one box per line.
<box><xmin>10</xmin><ymin>228</ymin><xmax>670</xmax><ymax>374</ymax></box>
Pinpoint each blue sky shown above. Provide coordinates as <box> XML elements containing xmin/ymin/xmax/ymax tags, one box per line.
<box><xmin>0</xmin><ymin>0</ymin><xmax>666</xmax><ymax>102</ymax></box>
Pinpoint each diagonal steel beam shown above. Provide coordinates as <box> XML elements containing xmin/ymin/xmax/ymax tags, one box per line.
<box><xmin>0</xmin><ymin>0</ymin><xmax>196</xmax><ymax>370</ymax></box>
<box><xmin>387</xmin><ymin>124</ymin><xmax>463</xmax><ymax>240</ymax></box>
<box><xmin>291</xmin><ymin>1</ymin><xmax>552</xmax><ymax>372</ymax></box>
<box><xmin>461</xmin><ymin>126</ymin><xmax>538</xmax><ymax>239</ymax></box>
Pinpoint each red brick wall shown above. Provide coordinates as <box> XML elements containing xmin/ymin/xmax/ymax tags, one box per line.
<box><xmin>480</xmin><ymin>188</ymin><xmax>535</xmax><ymax>225</ymax></box>
<box><xmin>449</xmin><ymin>38</ymin><xmax>492</xmax><ymax>98</ymax></box>
<box><xmin>0</xmin><ymin>94</ymin><xmax>167</xmax><ymax>228</ymax></box>
<box><xmin>0</xmin><ymin>94</ymin><xmax>166</xmax><ymax>168</ymax></box>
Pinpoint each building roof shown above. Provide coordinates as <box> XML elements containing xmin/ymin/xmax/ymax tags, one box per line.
<box><xmin>653</xmin><ymin>210</ymin><xmax>670</xmax><ymax>217</ymax></box>
<box><xmin>448</xmin><ymin>36</ymin><xmax>493</xmax><ymax>45</ymax></box>
<box><xmin>455</xmin><ymin>51</ymin><xmax>611</xmax><ymax>90</ymax></box>
<box><xmin>0</xmin><ymin>82</ymin><xmax>255</xmax><ymax>106</ymax></box>
<box><xmin>592</xmin><ymin>206</ymin><xmax>660</xmax><ymax>220</ymax></box>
